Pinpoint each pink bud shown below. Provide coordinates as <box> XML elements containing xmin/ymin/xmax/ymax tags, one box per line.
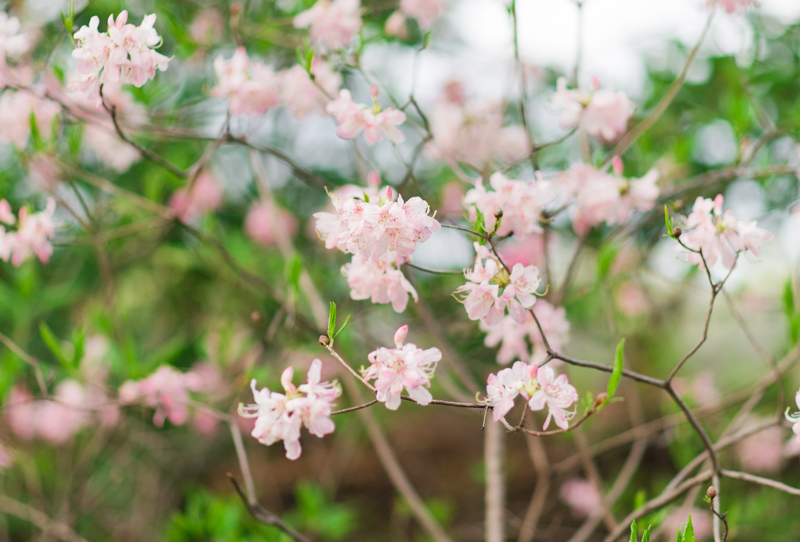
<box><xmin>368</xmin><ymin>171</ymin><xmax>381</xmax><ymax>188</ymax></box>
<box><xmin>0</xmin><ymin>200</ymin><xmax>15</xmax><ymax>225</ymax></box>
<box><xmin>386</xmin><ymin>186</ymin><xmax>393</xmax><ymax>201</ymax></box>
<box><xmin>713</xmin><ymin>194</ymin><xmax>724</xmax><ymax>215</ymax></box>
<box><xmin>612</xmin><ymin>156</ymin><xmax>623</xmax><ymax>176</ymax></box>
<box><xmin>281</xmin><ymin>366</ymin><xmax>296</xmax><ymax>394</ymax></box>
<box><xmin>394</xmin><ymin>325</ymin><xmax>409</xmax><ymax>348</ymax></box>
<box><xmin>370</xmin><ymin>84</ymin><xmax>379</xmax><ymax>100</ymax></box>
<box><xmin>591</xmin><ymin>75</ymin><xmax>601</xmax><ymax>91</ymax></box>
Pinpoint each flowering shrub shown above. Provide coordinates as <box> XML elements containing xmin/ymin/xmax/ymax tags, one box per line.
<box><xmin>0</xmin><ymin>0</ymin><xmax>798</xmax><ymax>541</ymax></box>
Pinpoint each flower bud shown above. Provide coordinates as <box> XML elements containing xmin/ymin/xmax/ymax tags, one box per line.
<box><xmin>370</xmin><ymin>84</ymin><xmax>379</xmax><ymax>100</ymax></box>
<box><xmin>706</xmin><ymin>486</ymin><xmax>717</xmax><ymax>500</ymax></box>
<box><xmin>394</xmin><ymin>325</ymin><xmax>409</xmax><ymax>348</ymax></box>
<box><xmin>251</xmin><ymin>311</ymin><xmax>261</xmax><ymax>324</ymax></box>
<box><xmin>319</xmin><ymin>335</ymin><xmax>330</xmax><ymax>346</ymax></box>
<box><xmin>672</xmin><ymin>226</ymin><xmax>682</xmax><ymax>238</ymax></box>
<box><xmin>494</xmin><ymin>207</ymin><xmax>504</xmax><ymax>219</ymax></box>
<box><xmin>612</xmin><ymin>156</ymin><xmax>624</xmax><ymax>176</ymax></box>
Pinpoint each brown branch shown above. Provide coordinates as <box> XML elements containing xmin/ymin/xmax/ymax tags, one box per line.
<box><xmin>721</xmin><ymin>470</ymin><xmax>800</xmax><ymax>496</ymax></box>
<box><xmin>0</xmin><ymin>495</ymin><xmax>89</xmax><ymax>542</ymax></box>
<box><xmin>227</xmin><ymin>475</ymin><xmax>312</xmax><ymax>542</ymax></box>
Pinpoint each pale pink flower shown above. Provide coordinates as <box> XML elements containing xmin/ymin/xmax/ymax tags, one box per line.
<box><xmin>326</xmin><ymin>89</ymin><xmax>406</xmax><ymax>145</ymax></box>
<box><xmin>281</xmin><ymin>59</ymin><xmax>341</xmax><ymax>118</ymax></box>
<box><xmin>364</xmin><ymin>325</ymin><xmax>441</xmax><ymax>410</ymax></box>
<box><xmin>189</xmin><ymin>9</ymin><xmax>223</xmax><ymax>45</ymax></box>
<box><xmin>0</xmin><ymin>198</ymin><xmax>57</xmax><ymax>267</ymax></box>
<box><xmin>4</xmin><ymin>385</ymin><xmax>37</xmax><ymax>441</ymax></box>
<box><xmin>400</xmin><ymin>0</ymin><xmax>448</xmax><ymax>29</ymax></box>
<box><xmin>119</xmin><ymin>365</ymin><xmax>206</xmax><ymax>427</ymax></box>
<box><xmin>294</xmin><ymin>0</ymin><xmax>362</xmax><ymax>51</ymax></box>
<box><xmin>4</xmin><ymin>382</ymin><xmax>96</xmax><ymax>444</ymax></box>
<box><xmin>708</xmin><ymin>0</ymin><xmax>757</xmax><ymax>13</ymax></box>
<box><xmin>384</xmin><ymin>11</ymin><xmax>408</xmax><ymax>39</ymax></box>
<box><xmin>552</xmin><ymin>77</ymin><xmax>634</xmax><ymax>142</ymax></box>
<box><xmin>616</xmin><ymin>281</ymin><xmax>648</xmax><ymax>317</ymax></box>
<box><xmin>559</xmin><ymin>479</ymin><xmax>601</xmax><ymax>518</ymax></box>
<box><xmin>244</xmin><ymin>200</ymin><xmax>298</xmax><ymax>247</ymax></box>
<box><xmin>0</xmin><ymin>12</ymin><xmax>29</xmax><ymax>84</ymax></box>
<box><xmin>211</xmin><ymin>47</ymin><xmax>282</xmax><ymax>116</ymax></box>
<box><xmin>0</xmin><ymin>90</ymin><xmax>60</xmax><ymax>147</ymax></box>
<box><xmin>464</xmin><ymin>172</ymin><xmax>555</xmax><ymax>237</ymax></box>
<box><xmin>84</xmin><ymin>124</ymin><xmax>141</xmax><ymax>171</ymax></box>
<box><xmin>0</xmin><ymin>199</ymin><xmax>13</xmax><ymax>225</ymax></box>
<box><xmin>68</xmin><ymin>12</ymin><xmax>169</xmax><ymax>102</ymax></box>
<box><xmin>527</xmin><ymin>365</ymin><xmax>579</xmax><ymax>429</ymax></box>
<box><xmin>169</xmin><ymin>172</ymin><xmax>223</xmax><ymax>223</ymax></box>
<box><xmin>676</xmin><ymin>194</ymin><xmax>772</xmax><ymax>269</ymax></box>
<box><xmin>736</xmin><ymin>424</ymin><xmax>783</xmax><ymax>473</ymax></box>
<box><xmin>498</xmin><ymin>234</ymin><xmax>546</xmax><ymax>270</ymax></box>
<box><xmin>240</xmin><ymin>359</ymin><xmax>341</xmax><ymax>460</ymax></box>
<box><xmin>343</xmin><ymin>253</ymin><xmax>418</xmax><ymax>313</ymax></box>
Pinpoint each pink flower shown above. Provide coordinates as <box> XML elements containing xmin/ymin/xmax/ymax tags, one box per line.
<box><xmin>244</xmin><ymin>200</ymin><xmax>298</xmax><ymax>247</ymax></box>
<box><xmin>189</xmin><ymin>9</ymin><xmax>223</xmax><ymax>45</ymax></box>
<box><xmin>527</xmin><ymin>366</ymin><xmax>579</xmax><ymax>430</ymax></box>
<box><xmin>400</xmin><ymin>0</ymin><xmax>448</xmax><ymax>30</ymax></box>
<box><xmin>560</xmin><ymin>479</ymin><xmax>601</xmax><ymax>518</ymax></box>
<box><xmin>552</xmin><ymin>77</ymin><xmax>633</xmax><ymax>142</ymax></box>
<box><xmin>482</xmin><ymin>301</ymin><xmax>569</xmax><ymax>365</ymax></box>
<box><xmin>211</xmin><ymin>47</ymin><xmax>282</xmax><ymax>116</ymax></box>
<box><xmin>326</xmin><ymin>89</ymin><xmax>406</xmax><ymax>145</ymax></box>
<box><xmin>708</xmin><ymin>0</ymin><xmax>757</xmax><ymax>13</ymax></box>
<box><xmin>364</xmin><ymin>325</ymin><xmax>441</xmax><ymax>410</ymax></box>
<box><xmin>169</xmin><ymin>171</ymin><xmax>223</xmax><ymax>223</ymax></box>
<box><xmin>785</xmin><ymin>389</ymin><xmax>800</xmax><ymax>445</ymax></box>
<box><xmin>0</xmin><ymin>198</ymin><xmax>57</xmax><ymax>267</ymax></box>
<box><xmin>343</xmin><ymin>253</ymin><xmax>418</xmax><ymax>313</ymax></box>
<box><xmin>0</xmin><ymin>12</ymin><xmax>29</xmax><ymax>84</ymax></box>
<box><xmin>281</xmin><ymin>59</ymin><xmax>341</xmax><ymax>118</ymax></box>
<box><xmin>484</xmin><ymin>360</ymin><xmax>577</xmax><ymax>428</ymax></box>
<box><xmin>240</xmin><ymin>359</ymin><xmax>341</xmax><ymax>460</ymax></box>
<box><xmin>68</xmin><ymin>12</ymin><xmax>169</xmax><ymax>102</ymax></box>
<box><xmin>464</xmin><ymin>172</ymin><xmax>555</xmax><ymax>237</ymax></box>
<box><xmin>676</xmin><ymin>194</ymin><xmax>772</xmax><ymax>269</ymax></box>
<box><xmin>736</xmin><ymin>423</ymin><xmax>783</xmax><ymax>473</ymax></box>
<box><xmin>3</xmin><ymin>382</ymin><xmax>96</xmax><ymax>444</ymax></box>
<box><xmin>0</xmin><ymin>89</ymin><xmax>60</xmax><ymax>148</ymax></box>
<box><xmin>119</xmin><ymin>366</ymin><xmax>207</xmax><ymax>427</ymax></box>
<box><xmin>294</xmin><ymin>0</ymin><xmax>362</xmax><ymax>51</ymax></box>
<box><xmin>384</xmin><ymin>11</ymin><xmax>408</xmax><ymax>39</ymax></box>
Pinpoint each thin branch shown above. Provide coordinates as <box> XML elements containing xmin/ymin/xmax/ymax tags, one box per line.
<box><xmin>0</xmin><ymin>495</ymin><xmax>89</xmax><ymax>542</ymax></box>
<box><xmin>517</xmin><ymin>436</ymin><xmax>551</xmax><ymax>542</ymax></box>
<box><xmin>0</xmin><ymin>331</ymin><xmax>48</xmax><ymax>397</ymax></box>
<box><xmin>227</xmin><ymin>475</ymin><xmax>313</xmax><ymax>542</ymax></box>
<box><xmin>721</xmin><ymin>469</ymin><xmax>800</xmax><ymax>496</ymax></box>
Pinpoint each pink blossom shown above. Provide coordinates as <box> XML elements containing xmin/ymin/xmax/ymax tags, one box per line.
<box><xmin>68</xmin><ymin>12</ymin><xmax>169</xmax><ymax>102</ymax></box>
<box><xmin>498</xmin><ymin>234</ymin><xmax>545</xmax><ymax>270</ymax></box>
<box><xmin>240</xmin><ymin>359</ymin><xmax>341</xmax><ymax>460</ymax></box>
<box><xmin>244</xmin><ymin>200</ymin><xmax>298</xmax><ymax>247</ymax></box>
<box><xmin>364</xmin><ymin>325</ymin><xmax>441</xmax><ymax>410</ymax></box>
<box><xmin>384</xmin><ymin>11</ymin><xmax>408</xmax><ymax>39</ymax></box>
<box><xmin>169</xmin><ymin>172</ymin><xmax>224</xmax><ymax>223</ymax></box>
<box><xmin>211</xmin><ymin>47</ymin><xmax>282</xmax><ymax>116</ymax></box>
<box><xmin>400</xmin><ymin>0</ymin><xmax>448</xmax><ymax>30</ymax></box>
<box><xmin>527</xmin><ymin>366</ymin><xmax>579</xmax><ymax>429</ymax></box>
<box><xmin>736</xmin><ymin>424</ymin><xmax>783</xmax><ymax>473</ymax></box>
<box><xmin>482</xmin><ymin>301</ymin><xmax>570</xmax><ymax>364</ymax></box>
<box><xmin>0</xmin><ymin>12</ymin><xmax>29</xmax><ymax>84</ymax></box>
<box><xmin>708</xmin><ymin>0</ymin><xmax>757</xmax><ymax>13</ymax></box>
<box><xmin>3</xmin><ymin>382</ymin><xmax>96</xmax><ymax>444</ymax></box>
<box><xmin>559</xmin><ymin>479</ymin><xmax>601</xmax><ymax>518</ymax></box>
<box><xmin>343</xmin><ymin>253</ymin><xmax>418</xmax><ymax>313</ymax></box>
<box><xmin>84</xmin><ymin>124</ymin><xmax>141</xmax><ymax>171</ymax></box>
<box><xmin>326</xmin><ymin>89</ymin><xmax>406</xmax><ymax>145</ymax></box>
<box><xmin>281</xmin><ymin>59</ymin><xmax>341</xmax><ymax>118</ymax></box>
<box><xmin>464</xmin><ymin>172</ymin><xmax>555</xmax><ymax>237</ymax></box>
<box><xmin>119</xmin><ymin>365</ymin><xmax>207</xmax><ymax>427</ymax></box>
<box><xmin>0</xmin><ymin>89</ymin><xmax>60</xmax><ymax>148</ymax></box>
<box><xmin>189</xmin><ymin>9</ymin><xmax>223</xmax><ymax>45</ymax></box>
<box><xmin>294</xmin><ymin>0</ymin><xmax>362</xmax><ymax>51</ymax></box>
<box><xmin>0</xmin><ymin>198</ymin><xmax>57</xmax><ymax>267</ymax></box>
<box><xmin>552</xmin><ymin>77</ymin><xmax>634</xmax><ymax>142</ymax></box>
<box><xmin>484</xmin><ymin>360</ymin><xmax>577</xmax><ymax>428</ymax></box>
<box><xmin>616</xmin><ymin>281</ymin><xmax>648</xmax><ymax>317</ymax></box>
<box><xmin>676</xmin><ymin>194</ymin><xmax>772</xmax><ymax>269</ymax></box>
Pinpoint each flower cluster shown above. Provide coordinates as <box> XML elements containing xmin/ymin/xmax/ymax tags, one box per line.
<box><xmin>294</xmin><ymin>0</ymin><xmax>362</xmax><ymax>51</ymax></box>
<box><xmin>552</xmin><ymin>77</ymin><xmax>634</xmax><ymax>142</ymax></box>
<box><xmin>240</xmin><ymin>359</ymin><xmax>341</xmax><ymax>460</ymax></box>
<box><xmin>0</xmin><ymin>89</ymin><xmax>60</xmax><ymax>148</ymax></box>
<box><xmin>314</xmin><ymin>183</ymin><xmax>439</xmax><ymax>313</ymax></box>
<box><xmin>427</xmin><ymin>81</ymin><xmax>528</xmax><ymax>167</ymax></box>
<box><xmin>464</xmin><ymin>172</ymin><xmax>555</xmax><ymax>237</ymax></box>
<box><xmin>485</xmin><ymin>361</ymin><xmax>578</xmax><ymax>429</ymax></box>
<box><xmin>119</xmin><ymin>365</ymin><xmax>210</xmax><ymax>427</ymax></box>
<box><xmin>399</xmin><ymin>0</ymin><xmax>448</xmax><ymax>29</ymax></box>
<box><xmin>557</xmin><ymin>161</ymin><xmax>659</xmax><ymax>236</ymax></box>
<box><xmin>0</xmin><ymin>12</ymin><xmax>29</xmax><ymax>78</ymax></box>
<box><xmin>244</xmin><ymin>199</ymin><xmax>298</xmax><ymax>247</ymax></box>
<box><xmin>481</xmin><ymin>301</ymin><xmax>570</xmax><ymax>365</ymax></box>
<box><xmin>326</xmin><ymin>87</ymin><xmax>407</xmax><ymax>145</ymax></box>
<box><xmin>363</xmin><ymin>325</ymin><xmax>441</xmax><ymax>410</ymax></box>
<box><xmin>282</xmin><ymin>58</ymin><xmax>343</xmax><ymax>118</ymax></box>
<box><xmin>68</xmin><ymin>11</ymin><xmax>170</xmax><ymax>102</ymax></box>
<box><xmin>675</xmin><ymin>194</ymin><xmax>772</xmax><ymax>269</ymax></box>
<box><xmin>456</xmin><ymin>243</ymin><xmax>542</xmax><ymax>326</ymax></box>
<box><xmin>0</xmin><ymin>198</ymin><xmax>57</xmax><ymax>267</ymax></box>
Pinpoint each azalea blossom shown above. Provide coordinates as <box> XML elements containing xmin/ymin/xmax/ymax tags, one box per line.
<box><xmin>281</xmin><ymin>59</ymin><xmax>342</xmax><ymax>118</ymax></box>
<box><xmin>482</xmin><ymin>301</ymin><xmax>570</xmax><ymax>364</ymax></box>
<box><xmin>294</xmin><ymin>0</ymin><xmax>362</xmax><ymax>51</ymax></box>
<box><xmin>0</xmin><ymin>198</ymin><xmax>57</xmax><ymax>267</ymax></box>
<box><xmin>169</xmin><ymin>171</ymin><xmax>224</xmax><ymax>223</ymax></box>
<box><xmin>675</xmin><ymin>194</ymin><xmax>772</xmax><ymax>269</ymax></box>
<box><xmin>464</xmin><ymin>172</ymin><xmax>555</xmax><ymax>237</ymax></box>
<box><xmin>211</xmin><ymin>47</ymin><xmax>282</xmax><ymax>116</ymax></box>
<box><xmin>560</xmin><ymin>479</ymin><xmax>602</xmax><ymax>518</ymax></box>
<box><xmin>0</xmin><ymin>89</ymin><xmax>60</xmax><ymax>148</ymax></box>
<box><xmin>119</xmin><ymin>365</ymin><xmax>208</xmax><ymax>427</ymax></box>
<box><xmin>239</xmin><ymin>359</ymin><xmax>341</xmax><ymax>460</ymax></box>
<box><xmin>484</xmin><ymin>361</ymin><xmax>578</xmax><ymax>429</ymax></box>
<box><xmin>244</xmin><ymin>200</ymin><xmax>298</xmax><ymax>247</ymax></box>
<box><xmin>68</xmin><ymin>11</ymin><xmax>170</xmax><ymax>102</ymax></box>
<box><xmin>0</xmin><ymin>12</ymin><xmax>29</xmax><ymax>83</ymax></box>
<box><xmin>343</xmin><ymin>253</ymin><xmax>418</xmax><ymax>313</ymax></box>
<box><xmin>455</xmin><ymin>243</ymin><xmax>542</xmax><ymax>326</ymax></box>
<box><xmin>552</xmin><ymin>77</ymin><xmax>634</xmax><ymax>142</ymax></box>
<box><xmin>326</xmin><ymin>88</ymin><xmax>406</xmax><ymax>145</ymax></box>
<box><xmin>400</xmin><ymin>0</ymin><xmax>448</xmax><ymax>30</ymax></box>
<box><xmin>363</xmin><ymin>325</ymin><xmax>441</xmax><ymax>410</ymax></box>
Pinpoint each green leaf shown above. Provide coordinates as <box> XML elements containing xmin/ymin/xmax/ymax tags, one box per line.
<box><xmin>664</xmin><ymin>205</ymin><xmax>674</xmax><ymax>238</ymax></box>
<box><xmin>327</xmin><ymin>302</ymin><xmax>337</xmax><ymax>345</ymax></box>
<box><xmin>597</xmin><ymin>242</ymin><xmax>620</xmax><ymax>281</ymax></box>
<box><xmin>334</xmin><ymin>314</ymin><xmax>351</xmax><ymax>340</ymax></box>
<box><xmin>284</xmin><ymin>254</ymin><xmax>303</xmax><ymax>290</ymax></box>
<box><xmin>39</xmin><ymin>322</ymin><xmax>71</xmax><ymax>369</ymax></box>
<box><xmin>629</xmin><ymin>520</ymin><xmax>638</xmax><ymax>542</ymax></box>
<box><xmin>683</xmin><ymin>515</ymin><xmax>695</xmax><ymax>542</ymax></box>
<box><xmin>606</xmin><ymin>338</ymin><xmax>625</xmax><ymax>402</ymax></box>
<box><xmin>71</xmin><ymin>326</ymin><xmax>85</xmax><ymax>368</ymax></box>
<box><xmin>642</xmin><ymin>524</ymin><xmax>651</xmax><ymax>542</ymax></box>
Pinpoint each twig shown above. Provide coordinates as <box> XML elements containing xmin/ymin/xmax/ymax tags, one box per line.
<box><xmin>0</xmin><ymin>331</ymin><xmax>48</xmax><ymax>397</ymax></box>
<box><xmin>0</xmin><ymin>495</ymin><xmax>89</xmax><ymax>542</ymax></box>
<box><xmin>721</xmin><ymin>469</ymin><xmax>800</xmax><ymax>496</ymax></box>
<box><xmin>227</xmin><ymin>475</ymin><xmax>312</xmax><ymax>542</ymax></box>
